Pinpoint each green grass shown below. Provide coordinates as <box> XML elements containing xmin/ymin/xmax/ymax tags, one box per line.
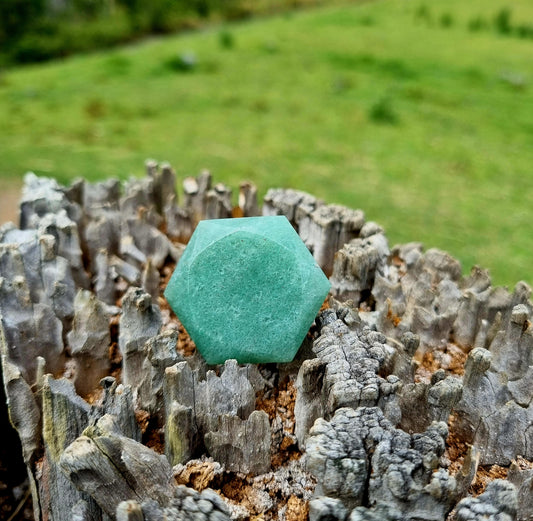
<box><xmin>1</xmin><ymin>0</ymin><xmax>532</xmax><ymax>287</ymax></box>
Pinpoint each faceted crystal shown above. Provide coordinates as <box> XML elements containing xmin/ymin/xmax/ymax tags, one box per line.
<box><xmin>164</xmin><ymin>216</ymin><xmax>330</xmax><ymax>364</ymax></box>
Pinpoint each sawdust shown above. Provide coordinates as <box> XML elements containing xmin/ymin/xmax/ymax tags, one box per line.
<box><xmin>513</xmin><ymin>456</ymin><xmax>533</xmax><ymax>471</ymax></box>
<box><xmin>445</xmin><ymin>415</ymin><xmax>533</xmax><ymax>498</ymax></box>
<box><xmin>83</xmin><ymin>387</ymin><xmax>104</xmax><ymax>405</ymax></box>
<box><xmin>285</xmin><ymin>495</ymin><xmax>309</xmax><ymax>521</ymax></box>
<box><xmin>467</xmin><ymin>456</ymin><xmax>533</xmax><ymax>497</ymax></box>
<box><xmin>135</xmin><ymin>408</ymin><xmax>165</xmax><ymax>454</ymax></box>
<box><xmin>445</xmin><ymin>414</ymin><xmax>470</xmax><ymax>477</ymax></box>
<box><xmin>232</xmin><ymin>206</ymin><xmax>245</xmax><ymax>218</ymax></box>
<box><xmin>386</xmin><ymin>300</ymin><xmax>402</xmax><ymax>327</ymax></box>
<box><xmin>221</xmin><ymin>475</ymin><xmax>268</xmax><ymax>515</ymax></box>
<box><xmin>256</xmin><ymin>377</ymin><xmax>296</xmax><ymax>426</ymax></box>
<box><xmin>391</xmin><ymin>254</ymin><xmax>407</xmax><ymax>275</ymax></box>
<box><xmin>158</xmin><ymin>264</ymin><xmax>175</xmax><ymax>321</ymax></box>
<box><xmin>174</xmin><ymin>458</ymin><xmax>224</xmax><ymax>491</ymax></box>
<box><xmin>444</xmin><ymin>344</ymin><xmax>468</xmax><ymax>376</ymax></box>
<box><xmin>415</xmin><ymin>343</ymin><xmax>468</xmax><ymax>383</ymax></box>
<box><xmin>160</xmin><ymin>265</ymin><xmax>174</xmax><ymax>298</ymax></box>
<box><xmin>215</xmin><ymin>468</ymin><xmax>313</xmax><ymax>520</ymax></box>
<box><xmin>108</xmin><ymin>341</ymin><xmax>123</xmax><ymax>382</ymax></box>
<box><xmin>256</xmin><ymin>376</ymin><xmax>301</xmax><ymax>469</ymax></box>
<box><xmin>159</xmin><ymin>263</ymin><xmax>197</xmax><ymax>357</ymax></box>
<box><xmin>144</xmin><ymin>425</ymin><xmax>165</xmax><ymax>454</ymax></box>
<box><xmin>135</xmin><ymin>409</ymin><xmax>150</xmax><ymax>434</ymax></box>
<box><xmin>470</xmin><ymin>465</ymin><xmax>509</xmax><ymax>496</ymax></box>
<box><xmin>177</xmin><ymin>323</ymin><xmax>197</xmax><ymax>357</ymax></box>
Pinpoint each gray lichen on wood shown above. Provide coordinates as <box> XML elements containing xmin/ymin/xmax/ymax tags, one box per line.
<box><xmin>118</xmin><ymin>486</ymin><xmax>231</xmax><ymax>521</ymax></box>
<box><xmin>306</xmin><ymin>407</ymin><xmax>456</xmax><ymax>517</ymax></box>
<box><xmin>455</xmin><ymin>480</ymin><xmax>517</xmax><ymax>521</ymax></box>
<box><xmin>295</xmin><ymin>309</ymin><xmax>401</xmax><ymax>447</ymax></box>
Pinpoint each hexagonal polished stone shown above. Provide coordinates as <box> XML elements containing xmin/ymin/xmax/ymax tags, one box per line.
<box><xmin>164</xmin><ymin>216</ymin><xmax>330</xmax><ymax>364</ymax></box>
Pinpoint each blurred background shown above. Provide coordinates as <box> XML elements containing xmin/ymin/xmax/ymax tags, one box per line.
<box><xmin>0</xmin><ymin>0</ymin><xmax>532</xmax><ymax>289</ymax></box>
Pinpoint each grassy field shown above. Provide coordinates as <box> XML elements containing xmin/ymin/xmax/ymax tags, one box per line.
<box><xmin>1</xmin><ymin>0</ymin><xmax>532</xmax><ymax>287</ymax></box>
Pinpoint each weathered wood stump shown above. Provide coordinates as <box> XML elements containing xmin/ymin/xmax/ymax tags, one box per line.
<box><xmin>1</xmin><ymin>162</ymin><xmax>532</xmax><ymax>521</ymax></box>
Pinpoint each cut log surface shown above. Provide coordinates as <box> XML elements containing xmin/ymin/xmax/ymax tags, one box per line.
<box><xmin>1</xmin><ymin>163</ymin><xmax>532</xmax><ymax>521</ymax></box>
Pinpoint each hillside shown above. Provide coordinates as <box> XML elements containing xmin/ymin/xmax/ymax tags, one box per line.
<box><xmin>1</xmin><ymin>0</ymin><xmax>532</xmax><ymax>286</ymax></box>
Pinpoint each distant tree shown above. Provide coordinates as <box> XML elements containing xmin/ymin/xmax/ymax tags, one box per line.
<box><xmin>468</xmin><ymin>16</ymin><xmax>487</xmax><ymax>32</ymax></box>
<box><xmin>147</xmin><ymin>0</ymin><xmax>178</xmax><ymax>33</ymax></box>
<box><xmin>439</xmin><ymin>12</ymin><xmax>454</xmax><ymax>28</ymax></box>
<box><xmin>0</xmin><ymin>0</ymin><xmax>45</xmax><ymax>42</ymax></box>
<box><xmin>72</xmin><ymin>0</ymin><xmax>107</xmax><ymax>19</ymax></box>
<box><xmin>494</xmin><ymin>7</ymin><xmax>512</xmax><ymax>34</ymax></box>
<box><xmin>117</xmin><ymin>0</ymin><xmax>142</xmax><ymax>29</ymax></box>
<box><xmin>192</xmin><ymin>0</ymin><xmax>211</xmax><ymax>18</ymax></box>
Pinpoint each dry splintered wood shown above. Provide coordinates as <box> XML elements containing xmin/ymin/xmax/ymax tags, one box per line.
<box><xmin>0</xmin><ymin>162</ymin><xmax>532</xmax><ymax>521</ymax></box>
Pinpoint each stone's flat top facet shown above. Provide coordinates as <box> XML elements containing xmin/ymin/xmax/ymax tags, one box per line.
<box><xmin>164</xmin><ymin>216</ymin><xmax>331</xmax><ymax>364</ymax></box>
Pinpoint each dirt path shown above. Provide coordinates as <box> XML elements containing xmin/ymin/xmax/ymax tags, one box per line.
<box><xmin>0</xmin><ymin>180</ymin><xmax>22</xmax><ymax>225</ymax></box>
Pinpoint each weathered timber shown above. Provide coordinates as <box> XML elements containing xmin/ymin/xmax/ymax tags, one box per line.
<box><xmin>37</xmin><ymin>210</ymin><xmax>90</xmax><ymax>289</ymax></box>
<box><xmin>1</xmin><ymin>164</ymin><xmax>531</xmax><ymax>521</ymax></box>
<box><xmin>453</xmin><ymin>308</ymin><xmax>533</xmax><ymax>465</ymax></box>
<box><xmin>94</xmin><ymin>250</ymin><xmax>118</xmax><ymax>305</ymax></box>
<box><xmin>119</xmin><ymin>287</ymin><xmax>162</xmax><ymax>392</ymax></box>
<box><xmin>309</xmin><ymin>497</ymin><xmax>348</xmax><ymax>521</ymax></box>
<box><xmin>67</xmin><ymin>290</ymin><xmax>111</xmax><ymax>397</ymax></box>
<box><xmin>204</xmin><ymin>410</ymin><xmax>271</xmax><ymax>475</ymax></box>
<box><xmin>60</xmin><ymin>415</ymin><xmax>175</xmax><ymax>519</ymax></box>
<box><xmin>0</xmin><ymin>232</ymin><xmax>67</xmax><ymax>384</ymax></box>
<box><xmin>0</xmin><ymin>334</ymin><xmax>40</xmax><ymax>465</ymax></box>
<box><xmin>163</xmin><ymin>359</ymin><xmax>270</xmax><ymax>473</ymax></box>
<box><xmin>508</xmin><ymin>460</ymin><xmax>533</xmax><ymax>521</ymax></box>
<box><xmin>183</xmin><ymin>170</ymin><xmax>212</xmax><ymax>227</ymax></box>
<box><xmin>263</xmin><ymin>188</ymin><xmax>365</xmax><ymax>274</ymax></box>
<box><xmin>329</xmin><ymin>231</ymin><xmax>390</xmax><ymax>301</ymax></box>
<box><xmin>137</xmin><ymin>330</ymin><xmax>182</xmax><ymax>421</ymax></box>
<box><xmin>140</xmin><ymin>259</ymin><xmax>160</xmax><ymax>301</ymax></box>
<box><xmin>398</xmin><ymin>371</ymin><xmax>462</xmax><ymax>433</ymax></box>
<box><xmin>238</xmin><ymin>182</ymin><xmax>259</xmax><ymax>217</ymax></box>
<box><xmin>206</xmin><ymin>183</ymin><xmax>233</xmax><ymax>220</ymax></box>
<box><xmin>40</xmin><ymin>376</ymin><xmax>99</xmax><ymax>521</ymax></box>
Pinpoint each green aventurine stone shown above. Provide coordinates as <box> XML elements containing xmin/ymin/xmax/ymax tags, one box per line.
<box><xmin>164</xmin><ymin>216</ymin><xmax>331</xmax><ymax>364</ymax></box>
